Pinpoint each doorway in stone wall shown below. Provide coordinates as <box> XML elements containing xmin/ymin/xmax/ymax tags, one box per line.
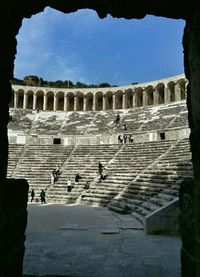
<box><xmin>12</xmin><ymin>7</ymin><xmax>185</xmax><ymax>276</ymax></box>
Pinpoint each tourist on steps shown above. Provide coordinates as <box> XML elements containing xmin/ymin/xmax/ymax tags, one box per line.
<box><xmin>75</xmin><ymin>173</ymin><xmax>82</xmax><ymax>183</ymax></box>
<box><xmin>40</xmin><ymin>189</ymin><xmax>46</xmax><ymax>204</ymax></box>
<box><xmin>98</xmin><ymin>161</ymin><xmax>103</xmax><ymax>175</ymax></box>
<box><xmin>67</xmin><ymin>179</ymin><xmax>72</xmax><ymax>192</ymax></box>
<box><xmin>31</xmin><ymin>189</ymin><xmax>35</xmax><ymax>202</ymax></box>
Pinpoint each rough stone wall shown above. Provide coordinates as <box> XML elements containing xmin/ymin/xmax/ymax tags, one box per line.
<box><xmin>0</xmin><ymin>179</ymin><xmax>29</xmax><ymax>277</ymax></box>
<box><xmin>182</xmin><ymin>9</ymin><xmax>200</xmax><ymax>276</ymax></box>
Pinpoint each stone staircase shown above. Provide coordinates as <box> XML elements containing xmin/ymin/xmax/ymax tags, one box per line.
<box><xmin>6</xmin><ymin>139</ymin><xmax>193</xmax><ymax>226</ymax></box>
<box><xmin>80</xmin><ymin>140</ymin><xmax>176</xmax><ymax>206</ymax></box>
<box><xmin>14</xmin><ymin>145</ymin><xmax>74</xmax><ymax>199</ymax></box>
<box><xmin>7</xmin><ymin>144</ymin><xmax>24</xmax><ymax>177</ymax></box>
<box><xmin>46</xmin><ymin>144</ymin><xmax>122</xmax><ymax>204</ymax></box>
<box><xmin>108</xmin><ymin>139</ymin><xmax>193</xmax><ymax>223</ymax></box>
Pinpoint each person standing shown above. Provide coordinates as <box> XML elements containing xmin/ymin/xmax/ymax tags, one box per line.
<box><xmin>31</xmin><ymin>189</ymin><xmax>35</xmax><ymax>202</ymax></box>
<box><xmin>67</xmin><ymin>179</ymin><xmax>72</xmax><ymax>192</ymax></box>
<box><xmin>40</xmin><ymin>189</ymin><xmax>46</xmax><ymax>204</ymax></box>
<box><xmin>98</xmin><ymin>161</ymin><xmax>103</xmax><ymax>175</ymax></box>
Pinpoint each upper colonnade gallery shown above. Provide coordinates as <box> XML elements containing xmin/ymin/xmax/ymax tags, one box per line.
<box><xmin>10</xmin><ymin>74</ymin><xmax>187</xmax><ymax>112</ymax></box>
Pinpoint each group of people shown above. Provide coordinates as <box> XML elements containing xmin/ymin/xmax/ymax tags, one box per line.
<box><xmin>51</xmin><ymin>165</ymin><xmax>62</xmax><ymax>185</ymax></box>
<box><xmin>30</xmin><ymin>161</ymin><xmax>108</xmax><ymax>201</ymax></box>
<box><xmin>67</xmin><ymin>172</ymin><xmax>89</xmax><ymax>192</ymax></box>
<box><xmin>118</xmin><ymin>133</ymin><xmax>133</xmax><ymax>144</ymax></box>
<box><xmin>30</xmin><ymin>189</ymin><xmax>46</xmax><ymax>204</ymax></box>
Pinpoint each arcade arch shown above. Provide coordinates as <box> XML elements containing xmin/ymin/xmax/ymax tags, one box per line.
<box><xmin>125</xmin><ymin>89</ymin><xmax>133</xmax><ymax>109</ymax></box>
<box><xmin>135</xmin><ymin>87</ymin><xmax>143</xmax><ymax>107</ymax></box>
<box><xmin>105</xmin><ymin>91</ymin><xmax>113</xmax><ymax>110</ymax></box>
<box><xmin>95</xmin><ymin>91</ymin><xmax>103</xmax><ymax>111</ymax></box>
<box><xmin>46</xmin><ymin>91</ymin><xmax>54</xmax><ymax>111</ymax></box>
<box><xmin>67</xmin><ymin>92</ymin><xmax>74</xmax><ymax>111</ymax></box>
<box><xmin>56</xmin><ymin>91</ymin><xmax>64</xmax><ymax>111</ymax></box>
<box><xmin>115</xmin><ymin>90</ymin><xmax>123</xmax><ymax>109</ymax></box>
<box><xmin>36</xmin><ymin>90</ymin><xmax>44</xmax><ymax>110</ymax></box>
<box><xmin>86</xmin><ymin>92</ymin><xmax>93</xmax><ymax>111</ymax></box>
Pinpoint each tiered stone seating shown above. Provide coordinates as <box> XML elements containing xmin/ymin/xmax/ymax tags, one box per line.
<box><xmin>138</xmin><ymin>101</ymin><xmax>187</xmax><ymax>132</ymax></box>
<box><xmin>46</xmin><ymin>144</ymin><xmax>121</xmax><ymax>203</ymax></box>
<box><xmin>6</xmin><ymin>138</ymin><xmax>193</xmax><ymax>227</ymax></box>
<box><xmin>108</xmin><ymin>139</ymin><xmax>193</xmax><ymax>223</ymax></box>
<box><xmin>8</xmin><ymin>108</ymin><xmax>36</xmax><ymax>134</ymax></box>
<box><xmin>167</xmin><ymin>105</ymin><xmax>189</xmax><ymax>129</ymax></box>
<box><xmin>7</xmin><ymin>144</ymin><xmax>24</xmax><ymax>177</ymax></box>
<box><xmin>81</xmin><ymin>140</ymin><xmax>175</xmax><ymax>206</ymax></box>
<box><xmin>14</xmin><ymin>145</ymin><xmax>74</xmax><ymax>199</ymax></box>
<box><xmin>31</xmin><ymin>111</ymin><xmax>66</xmax><ymax>135</ymax></box>
<box><xmin>7</xmin><ymin>100</ymin><xmax>189</xmax><ymax>137</ymax></box>
<box><xmin>60</xmin><ymin>111</ymin><xmax>97</xmax><ymax>135</ymax></box>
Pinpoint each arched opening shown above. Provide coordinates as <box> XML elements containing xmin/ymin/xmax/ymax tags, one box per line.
<box><xmin>36</xmin><ymin>90</ymin><xmax>44</xmax><ymax>110</ymax></box>
<box><xmin>105</xmin><ymin>91</ymin><xmax>113</xmax><ymax>110</ymax></box>
<box><xmin>95</xmin><ymin>91</ymin><xmax>103</xmax><ymax>111</ymax></box>
<box><xmin>135</xmin><ymin>88</ymin><xmax>143</xmax><ymax>107</ymax></box>
<box><xmin>46</xmin><ymin>91</ymin><xmax>54</xmax><ymax>111</ymax></box>
<box><xmin>8</xmin><ymin>5</ymin><xmax>189</xmax><ymax>276</ymax></box>
<box><xmin>67</xmin><ymin>92</ymin><xmax>74</xmax><ymax>111</ymax></box>
<box><xmin>178</xmin><ymin>78</ymin><xmax>186</xmax><ymax>100</ymax></box>
<box><xmin>56</xmin><ymin>91</ymin><xmax>64</xmax><ymax>111</ymax></box>
<box><xmin>115</xmin><ymin>90</ymin><xmax>123</xmax><ymax>109</ymax></box>
<box><xmin>76</xmin><ymin>92</ymin><xmax>84</xmax><ymax>111</ymax></box>
<box><xmin>168</xmin><ymin>81</ymin><xmax>175</xmax><ymax>102</ymax></box>
<box><xmin>17</xmin><ymin>89</ymin><xmax>24</xmax><ymax>108</ymax></box>
<box><xmin>156</xmin><ymin>83</ymin><xmax>165</xmax><ymax>104</ymax></box>
<box><xmin>146</xmin><ymin>85</ymin><xmax>154</xmax><ymax>106</ymax></box>
<box><xmin>86</xmin><ymin>92</ymin><xmax>93</xmax><ymax>111</ymax></box>
<box><xmin>27</xmin><ymin>90</ymin><xmax>34</xmax><ymax>109</ymax></box>
<box><xmin>125</xmin><ymin>89</ymin><xmax>133</xmax><ymax>109</ymax></box>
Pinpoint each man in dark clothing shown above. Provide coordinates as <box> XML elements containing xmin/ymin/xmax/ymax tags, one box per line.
<box><xmin>98</xmin><ymin>161</ymin><xmax>103</xmax><ymax>175</ymax></box>
<box><xmin>115</xmin><ymin>113</ymin><xmax>120</xmax><ymax>125</ymax></box>
<box><xmin>75</xmin><ymin>173</ymin><xmax>82</xmax><ymax>183</ymax></box>
<box><xmin>31</xmin><ymin>189</ymin><xmax>35</xmax><ymax>202</ymax></box>
<box><xmin>40</xmin><ymin>189</ymin><xmax>46</xmax><ymax>204</ymax></box>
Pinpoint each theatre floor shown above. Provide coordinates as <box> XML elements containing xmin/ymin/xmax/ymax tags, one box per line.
<box><xmin>23</xmin><ymin>203</ymin><xmax>181</xmax><ymax>277</ymax></box>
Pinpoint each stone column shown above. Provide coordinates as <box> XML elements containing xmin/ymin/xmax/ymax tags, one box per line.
<box><xmin>33</xmin><ymin>94</ymin><xmax>37</xmax><ymax>110</ymax></box>
<box><xmin>112</xmin><ymin>93</ymin><xmax>116</xmax><ymax>110</ymax></box>
<box><xmin>103</xmin><ymin>95</ymin><xmax>105</xmax><ymax>111</ymax></box>
<box><xmin>64</xmin><ymin>95</ymin><xmax>67</xmax><ymax>112</ymax></box>
<box><xmin>23</xmin><ymin>93</ymin><xmax>28</xmax><ymax>109</ymax></box>
<box><xmin>92</xmin><ymin>95</ymin><xmax>95</xmax><ymax>111</ymax></box>
<box><xmin>132</xmin><ymin>91</ymin><xmax>136</xmax><ymax>107</ymax></box>
<box><xmin>53</xmin><ymin>94</ymin><xmax>57</xmax><ymax>111</ymax></box>
<box><xmin>164</xmin><ymin>85</ymin><xmax>170</xmax><ymax>104</ymax></box>
<box><xmin>74</xmin><ymin>96</ymin><xmax>77</xmax><ymax>111</ymax></box>
<box><xmin>142</xmin><ymin>90</ymin><xmax>147</xmax><ymax>106</ymax></box>
<box><xmin>14</xmin><ymin>92</ymin><xmax>18</xmax><ymax>108</ymax></box>
<box><xmin>153</xmin><ymin>88</ymin><xmax>159</xmax><ymax>105</ymax></box>
<box><xmin>83</xmin><ymin>95</ymin><xmax>86</xmax><ymax>111</ymax></box>
<box><xmin>122</xmin><ymin>93</ymin><xmax>126</xmax><ymax>109</ymax></box>
<box><xmin>43</xmin><ymin>94</ymin><xmax>47</xmax><ymax>111</ymax></box>
<box><xmin>175</xmin><ymin>83</ymin><xmax>181</xmax><ymax>101</ymax></box>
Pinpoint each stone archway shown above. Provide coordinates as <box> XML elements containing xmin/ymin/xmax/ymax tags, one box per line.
<box><xmin>105</xmin><ymin>91</ymin><xmax>113</xmax><ymax>110</ymax></box>
<box><xmin>46</xmin><ymin>91</ymin><xmax>54</xmax><ymax>111</ymax></box>
<box><xmin>95</xmin><ymin>91</ymin><xmax>103</xmax><ymax>111</ymax></box>
<box><xmin>86</xmin><ymin>92</ymin><xmax>93</xmax><ymax>111</ymax></box>
<box><xmin>125</xmin><ymin>89</ymin><xmax>133</xmax><ymax>109</ymax></box>
<box><xmin>56</xmin><ymin>91</ymin><xmax>64</xmax><ymax>111</ymax></box>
